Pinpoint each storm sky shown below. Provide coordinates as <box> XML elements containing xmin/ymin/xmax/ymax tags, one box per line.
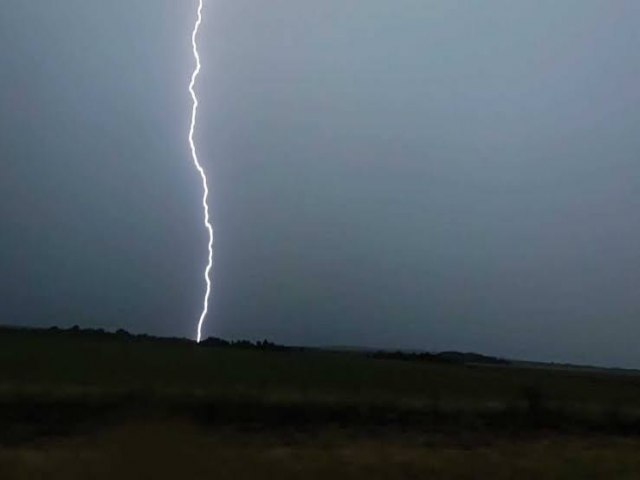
<box><xmin>2</xmin><ymin>1</ymin><xmax>640</xmax><ymax>367</ymax></box>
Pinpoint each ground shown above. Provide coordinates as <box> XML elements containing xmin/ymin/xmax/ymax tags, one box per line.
<box><xmin>2</xmin><ymin>327</ymin><xmax>640</xmax><ymax>478</ymax></box>
<box><xmin>4</xmin><ymin>423</ymin><xmax>640</xmax><ymax>479</ymax></box>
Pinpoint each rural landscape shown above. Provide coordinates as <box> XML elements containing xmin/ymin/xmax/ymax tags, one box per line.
<box><xmin>4</xmin><ymin>3</ymin><xmax>640</xmax><ymax>476</ymax></box>
<box><xmin>3</xmin><ymin>325</ymin><xmax>640</xmax><ymax>478</ymax></box>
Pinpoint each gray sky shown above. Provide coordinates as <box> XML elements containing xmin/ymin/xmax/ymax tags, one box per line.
<box><xmin>2</xmin><ymin>1</ymin><xmax>640</xmax><ymax>367</ymax></box>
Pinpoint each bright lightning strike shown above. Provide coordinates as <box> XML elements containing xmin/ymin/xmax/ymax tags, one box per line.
<box><xmin>188</xmin><ymin>0</ymin><xmax>213</xmax><ymax>343</ymax></box>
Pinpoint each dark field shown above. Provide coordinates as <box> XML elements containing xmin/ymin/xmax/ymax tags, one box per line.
<box><xmin>3</xmin><ymin>327</ymin><xmax>640</xmax><ymax>478</ymax></box>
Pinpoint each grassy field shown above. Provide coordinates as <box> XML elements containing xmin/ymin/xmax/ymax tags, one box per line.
<box><xmin>4</xmin><ymin>422</ymin><xmax>640</xmax><ymax>480</ymax></box>
<box><xmin>2</xmin><ymin>327</ymin><xmax>640</xmax><ymax>478</ymax></box>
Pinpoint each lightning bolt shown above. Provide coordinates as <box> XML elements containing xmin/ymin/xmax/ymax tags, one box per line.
<box><xmin>188</xmin><ymin>0</ymin><xmax>212</xmax><ymax>343</ymax></box>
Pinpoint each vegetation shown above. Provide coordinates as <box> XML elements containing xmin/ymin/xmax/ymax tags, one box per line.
<box><xmin>370</xmin><ymin>349</ymin><xmax>511</xmax><ymax>365</ymax></box>
<box><xmin>2</xmin><ymin>325</ymin><xmax>640</xmax><ymax>477</ymax></box>
<box><xmin>4</xmin><ymin>423</ymin><xmax>640</xmax><ymax>479</ymax></box>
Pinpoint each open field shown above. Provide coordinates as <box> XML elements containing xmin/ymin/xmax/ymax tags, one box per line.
<box><xmin>3</xmin><ymin>327</ymin><xmax>640</xmax><ymax>478</ymax></box>
<box><xmin>4</xmin><ymin>422</ymin><xmax>640</xmax><ymax>480</ymax></box>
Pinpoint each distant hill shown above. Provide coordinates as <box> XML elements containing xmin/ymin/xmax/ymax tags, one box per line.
<box><xmin>370</xmin><ymin>349</ymin><xmax>511</xmax><ymax>366</ymax></box>
<box><xmin>0</xmin><ymin>325</ymin><xmax>298</xmax><ymax>352</ymax></box>
<box><xmin>3</xmin><ymin>324</ymin><xmax>639</xmax><ymax>373</ymax></box>
<box><xmin>436</xmin><ymin>351</ymin><xmax>511</xmax><ymax>365</ymax></box>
